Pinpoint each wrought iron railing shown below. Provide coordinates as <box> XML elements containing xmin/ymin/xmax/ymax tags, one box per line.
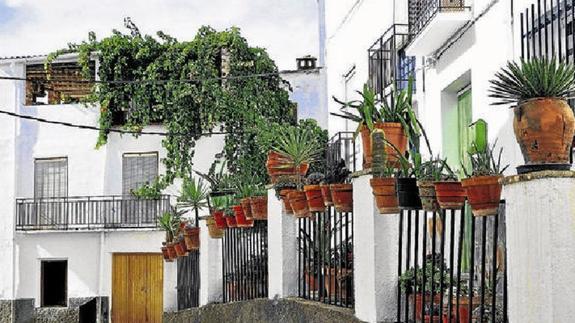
<box><xmin>327</xmin><ymin>132</ymin><xmax>357</xmax><ymax>174</ymax></box>
<box><xmin>297</xmin><ymin>207</ymin><xmax>354</xmax><ymax>308</ymax></box>
<box><xmin>408</xmin><ymin>0</ymin><xmax>469</xmax><ymax>38</ymax></box>
<box><xmin>15</xmin><ymin>195</ymin><xmax>171</xmax><ymax>231</ymax></box>
<box><xmin>396</xmin><ymin>203</ymin><xmax>508</xmax><ymax>322</ymax></box>
<box><xmin>221</xmin><ymin>221</ymin><xmax>268</xmax><ymax>302</ymax></box>
<box><xmin>368</xmin><ymin>24</ymin><xmax>415</xmax><ymax>102</ymax></box>
<box><xmin>177</xmin><ymin>250</ymin><xmax>200</xmax><ymax>309</ymax></box>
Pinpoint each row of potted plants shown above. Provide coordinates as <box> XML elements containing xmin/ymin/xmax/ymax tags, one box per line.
<box><xmin>159</xmin><ymin>209</ymin><xmax>201</xmax><ymax>262</ymax></box>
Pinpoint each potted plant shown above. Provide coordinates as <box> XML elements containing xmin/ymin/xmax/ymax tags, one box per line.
<box><xmin>434</xmin><ymin>169</ymin><xmax>466</xmax><ymax>210</ymax></box>
<box><xmin>131</xmin><ymin>177</ymin><xmax>165</xmax><ymax>200</ymax></box>
<box><xmin>417</xmin><ymin>157</ymin><xmax>451</xmax><ymax>213</ymax></box>
<box><xmin>489</xmin><ymin>58</ymin><xmax>575</xmax><ymax>169</ymax></box>
<box><xmin>303</xmin><ymin>172</ymin><xmax>326</xmax><ymax>213</ymax></box>
<box><xmin>158</xmin><ymin>209</ymin><xmax>182</xmax><ymax>261</ymax></box>
<box><xmin>236</xmin><ymin>180</ymin><xmax>255</xmax><ymax>220</ymax></box>
<box><xmin>177</xmin><ymin>177</ymin><xmax>209</xmax><ymax>251</ymax></box>
<box><xmin>161</xmin><ymin>242</ymin><xmax>174</xmax><ymax>262</ymax></box>
<box><xmin>331</xmin><ymin>180</ymin><xmax>353</xmax><ymax>213</ymax></box>
<box><xmin>461</xmin><ymin>142</ymin><xmax>508</xmax><ymax>216</ymax></box>
<box><xmin>324</xmin><ymin>242</ymin><xmax>354</xmax><ymax>302</ymax></box>
<box><xmin>224</xmin><ymin>205</ymin><xmax>238</xmax><ymax>228</ymax></box>
<box><xmin>210</xmin><ymin>196</ymin><xmax>229</xmax><ymax>230</ymax></box>
<box><xmin>321</xmin><ymin>159</ymin><xmax>350</xmax><ymax>207</ymax></box>
<box><xmin>232</xmin><ymin>199</ymin><xmax>254</xmax><ymax>228</ymax></box>
<box><xmin>250</xmin><ymin>186</ymin><xmax>268</xmax><ymax>220</ymax></box>
<box><xmin>273</xmin><ymin>175</ymin><xmax>298</xmax><ymax>215</ymax></box>
<box><xmin>273</xmin><ymin>127</ymin><xmax>321</xmax><ymax>218</ymax></box>
<box><xmin>370</xmin><ymin>129</ymin><xmax>400</xmax><ymax>214</ymax></box>
<box><xmin>205</xmin><ymin>215</ymin><xmax>224</xmax><ymax>239</ymax></box>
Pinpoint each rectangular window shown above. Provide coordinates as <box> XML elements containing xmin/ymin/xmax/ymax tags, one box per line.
<box><xmin>34</xmin><ymin>158</ymin><xmax>68</xmax><ymax>199</ymax></box>
<box><xmin>41</xmin><ymin>260</ymin><xmax>67</xmax><ymax>307</ymax></box>
<box><xmin>122</xmin><ymin>152</ymin><xmax>159</xmax><ymax>195</ymax></box>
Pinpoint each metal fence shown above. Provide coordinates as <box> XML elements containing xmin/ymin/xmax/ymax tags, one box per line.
<box><xmin>177</xmin><ymin>250</ymin><xmax>200</xmax><ymax>309</ymax></box>
<box><xmin>396</xmin><ymin>203</ymin><xmax>508</xmax><ymax>322</ymax></box>
<box><xmin>408</xmin><ymin>0</ymin><xmax>469</xmax><ymax>38</ymax></box>
<box><xmin>15</xmin><ymin>195</ymin><xmax>171</xmax><ymax>231</ymax></box>
<box><xmin>327</xmin><ymin>132</ymin><xmax>357</xmax><ymax>173</ymax></box>
<box><xmin>297</xmin><ymin>207</ymin><xmax>354</xmax><ymax>308</ymax></box>
<box><xmin>221</xmin><ymin>221</ymin><xmax>268</xmax><ymax>302</ymax></box>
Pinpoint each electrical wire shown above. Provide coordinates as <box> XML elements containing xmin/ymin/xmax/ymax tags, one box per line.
<box><xmin>0</xmin><ymin>109</ymin><xmax>237</xmax><ymax>136</ymax></box>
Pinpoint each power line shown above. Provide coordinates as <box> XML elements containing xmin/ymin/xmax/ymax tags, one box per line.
<box><xmin>0</xmin><ymin>109</ymin><xmax>237</xmax><ymax>136</ymax></box>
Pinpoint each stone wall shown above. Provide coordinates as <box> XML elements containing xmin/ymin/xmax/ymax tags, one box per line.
<box><xmin>164</xmin><ymin>298</ymin><xmax>364</xmax><ymax>323</ymax></box>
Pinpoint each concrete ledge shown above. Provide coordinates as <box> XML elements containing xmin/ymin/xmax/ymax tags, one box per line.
<box><xmin>501</xmin><ymin>170</ymin><xmax>575</xmax><ymax>186</ymax></box>
<box><xmin>163</xmin><ymin>298</ymin><xmax>364</xmax><ymax>323</ymax></box>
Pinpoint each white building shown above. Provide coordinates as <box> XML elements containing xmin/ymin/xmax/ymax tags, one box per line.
<box><xmin>0</xmin><ymin>52</ymin><xmax>324</xmax><ymax>322</ymax></box>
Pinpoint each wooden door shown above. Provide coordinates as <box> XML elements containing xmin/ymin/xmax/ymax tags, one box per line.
<box><xmin>112</xmin><ymin>253</ymin><xmax>163</xmax><ymax>323</ymax></box>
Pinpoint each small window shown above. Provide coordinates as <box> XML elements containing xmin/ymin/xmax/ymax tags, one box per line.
<box><xmin>122</xmin><ymin>152</ymin><xmax>159</xmax><ymax>195</ymax></box>
<box><xmin>41</xmin><ymin>260</ymin><xmax>67</xmax><ymax>307</ymax></box>
<box><xmin>34</xmin><ymin>158</ymin><xmax>68</xmax><ymax>198</ymax></box>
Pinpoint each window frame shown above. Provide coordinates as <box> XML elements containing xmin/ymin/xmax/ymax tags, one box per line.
<box><xmin>33</xmin><ymin>157</ymin><xmax>68</xmax><ymax>199</ymax></box>
<box><xmin>121</xmin><ymin>152</ymin><xmax>159</xmax><ymax>196</ymax></box>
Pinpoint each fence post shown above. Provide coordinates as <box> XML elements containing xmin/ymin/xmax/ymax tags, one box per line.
<box><xmin>502</xmin><ymin>172</ymin><xmax>575</xmax><ymax>322</ymax></box>
<box><xmin>353</xmin><ymin>174</ymin><xmax>399</xmax><ymax>323</ymax></box>
<box><xmin>199</xmin><ymin>215</ymin><xmax>223</xmax><ymax>305</ymax></box>
<box><xmin>267</xmin><ymin>188</ymin><xmax>299</xmax><ymax>299</ymax></box>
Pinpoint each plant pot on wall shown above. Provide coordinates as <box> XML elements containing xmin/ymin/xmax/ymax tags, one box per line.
<box><xmin>240</xmin><ymin>197</ymin><xmax>253</xmax><ymax>219</ymax></box>
<box><xmin>381</xmin><ymin>122</ymin><xmax>408</xmax><ymax>167</ymax></box>
<box><xmin>225</xmin><ymin>215</ymin><xmax>238</xmax><ymax>228</ymax></box>
<box><xmin>266</xmin><ymin>151</ymin><xmax>310</xmax><ymax>183</ymax></box>
<box><xmin>303</xmin><ymin>185</ymin><xmax>326</xmax><ymax>212</ymax></box>
<box><xmin>320</xmin><ymin>184</ymin><xmax>333</xmax><ymax>206</ymax></box>
<box><xmin>173</xmin><ymin>238</ymin><xmax>188</xmax><ymax>257</ymax></box>
<box><xmin>514</xmin><ymin>98</ymin><xmax>575</xmax><ymax>166</ymax></box>
<box><xmin>417</xmin><ymin>181</ymin><xmax>440</xmax><ymax>212</ymax></box>
<box><xmin>330</xmin><ymin>184</ymin><xmax>353</xmax><ymax>213</ymax></box>
<box><xmin>370</xmin><ymin>177</ymin><xmax>399</xmax><ymax>214</ymax></box>
<box><xmin>161</xmin><ymin>243</ymin><xmax>173</xmax><ymax>262</ymax></box>
<box><xmin>434</xmin><ymin>181</ymin><xmax>467</xmax><ymax>209</ymax></box>
<box><xmin>212</xmin><ymin>210</ymin><xmax>228</xmax><ymax>230</ymax></box>
<box><xmin>250</xmin><ymin>196</ymin><xmax>268</xmax><ymax>220</ymax></box>
<box><xmin>279</xmin><ymin>189</ymin><xmax>295</xmax><ymax>214</ymax></box>
<box><xmin>287</xmin><ymin>191</ymin><xmax>311</xmax><ymax>218</ymax></box>
<box><xmin>233</xmin><ymin>205</ymin><xmax>254</xmax><ymax>227</ymax></box>
<box><xmin>166</xmin><ymin>242</ymin><xmax>177</xmax><ymax>260</ymax></box>
<box><xmin>461</xmin><ymin>175</ymin><xmax>503</xmax><ymax>216</ymax></box>
<box><xmin>206</xmin><ymin>216</ymin><xmax>224</xmax><ymax>239</ymax></box>
<box><xmin>184</xmin><ymin>227</ymin><xmax>200</xmax><ymax>251</ymax></box>
<box><xmin>397</xmin><ymin>178</ymin><xmax>422</xmax><ymax>210</ymax></box>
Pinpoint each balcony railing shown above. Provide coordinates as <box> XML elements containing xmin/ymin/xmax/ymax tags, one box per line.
<box><xmin>16</xmin><ymin>195</ymin><xmax>171</xmax><ymax>231</ymax></box>
<box><xmin>408</xmin><ymin>0</ymin><xmax>469</xmax><ymax>38</ymax></box>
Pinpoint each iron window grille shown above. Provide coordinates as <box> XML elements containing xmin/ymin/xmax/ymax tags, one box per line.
<box><xmin>408</xmin><ymin>0</ymin><xmax>469</xmax><ymax>39</ymax></box>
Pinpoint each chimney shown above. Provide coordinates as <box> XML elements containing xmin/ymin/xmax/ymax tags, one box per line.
<box><xmin>296</xmin><ymin>55</ymin><xmax>317</xmax><ymax>70</ymax></box>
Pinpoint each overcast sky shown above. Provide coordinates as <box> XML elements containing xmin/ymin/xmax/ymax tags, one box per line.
<box><xmin>0</xmin><ymin>0</ymin><xmax>319</xmax><ymax>70</ymax></box>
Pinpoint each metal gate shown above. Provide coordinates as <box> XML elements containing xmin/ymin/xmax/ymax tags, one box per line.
<box><xmin>177</xmin><ymin>250</ymin><xmax>200</xmax><ymax>309</ymax></box>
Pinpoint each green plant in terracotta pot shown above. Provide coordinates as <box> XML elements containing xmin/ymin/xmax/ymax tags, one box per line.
<box><xmin>303</xmin><ymin>172</ymin><xmax>326</xmax><ymax>213</ymax></box>
<box><xmin>273</xmin><ymin>175</ymin><xmax>299</xmax><ymax>215</ymax></box>
<box><xmin>249</xmin><ymin>185</ymin><xmax>268</xmax><ymax>221</ymax></box>
<box><xmin>489</xmin><ymin>58</ymin><xmax>575</xmax><ymax>169</ymax></box>
<box><xmin>320</xmin><ymin>159</ymin><xmax>350</xmax><ymax>208</ymax></box>
<box><xmin>370</xmin><ymin>129</ymin><xmax>400</xmax><ymax>214</ymax></box>
<box><xmin>158</xmin><ymin>208</ymin><xmax>185</xmax><ymax>260</ymax></box>
<box><xmin>416</xmin><ymin>157</ymin><xmax>451</xmax><ymax>213</ymax></box>
<box><xmin>461</xmin><ymin>142</ymin><xmax>509</xmax><ymax>217</ymax></box>
<box><xmin>177</xmin><ymin>177</ymin><xmax>209</xmax><ymax>251</ymax></box>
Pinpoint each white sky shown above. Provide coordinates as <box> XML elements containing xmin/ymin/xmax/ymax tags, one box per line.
<box><xmin>0</xmin><ymin>0</ymin><xmax>319</xmax><ymax>70</ymax></box>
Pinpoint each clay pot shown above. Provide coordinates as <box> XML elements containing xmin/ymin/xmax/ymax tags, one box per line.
<box><xmin>370</xmin><ymin>177</ymin><xmax>399</xmax><ymax>214</ymax></box>
<box><xmin>381</xmin><ymin>122</ymin><xmax>408</xmax><ymax>167</ymax></box>
<box><xmin>417</xmin><ymin>181</ymin><xmax>440</xmax><ymax>212</ymax></box>
<box><xmin>434</xmin><ymin>181</ymin><xmax>467</xmax><ymax>209</ymax></box>
<box><xmin>225</xmin><ymin>215</ymin><xmax>238</xmax><ymax>228</ymax></box>
<box><xmin>250</xmin><ymin>196</ymin><xmax>268</xmax><ymax>220</ymax></box>
<box><xmin>266</xmin><ymin>151</ymin><xmax>310</xmax><ymax>183</ymax></box>
<box><xmin>279</xmin><ymin>189</ymin><xmax>296</xmax><ymax>214</ymax></box>
<box><xmin>174</xmin><ymin>238</ymin><xmax>188</xmax><ymax>257</ymax></box>
<box><xmin>287</xmin><ymin>191</ymin><xmax>311</xmax><ymax>218</ymax></box>
<box><xmin>397</xmin><ymin>178</ymin><xmax>422</xmax><ymax>210</ymax></box>
<box><xmin>324</xmin><ymin>267</ymin><xmax>352</xmax><ymax>301</ymax></box>
<box><xmin>184</xmin><ymin>227</ymin><xmax>200</xmax><ymax>251</ymax></box>
<box><xmin>233</xmin><ymin>205</ymin><xmax>254</xmax><ymax>228</ymax></box>
<box><xmin>161</xmin><ymin>244</ymin><xmax>173</xmax><ymax>262</ymax></box>
<box><xmin>411</xmin><ymin>293</ymin><xmax>441</xmax><ymax>320</ymax></box>
<box><xmin>240</xmin><ymin>197</ymin><xmax>253</xmax><ymax>219</ymax></box>
<box><xmin>212</xmin><ymin>210</ymin><xmax>228</xmax><ymax>230</ymax></box>
<box><xmin>514</xmin><ymin>98</ymin><xmax>575</xmax><ymax>165</ymax></box>
<box><xmin>206</xmin><ymin>216</ymin><xmax>224</xmax><ymax>239</ymax></box>
<box><xmin>320</xmin><ymin>184</ymin><xmax>333</xmax><ymax>206</ymax></box>
<box><xmin>166</xmin><ymin>242</ymin><xmax>177</xmax><ymax>260</ymax></box>
<box><xmin>304</xmin><ymin>271</ymin><xmax>319</xmax><ymax>292</ymax></box>
<box><xmin>461</xmin><ymin>175</ymin><xmax>503</xmax><ymax>216</ymax></box>
<box><xmin>303</xmin><ymin>185</ymin><xmax>326</xmax><ymax>212</ymax></box>
<box><xmin>330</xmin><ymin>183</ymin><xmax>353</xmax><ymax>213</ymax></box>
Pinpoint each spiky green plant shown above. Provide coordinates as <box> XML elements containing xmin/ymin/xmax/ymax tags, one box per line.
<box><xmin>489</xmin><ymin>58</ymin><xmax>575</xmax><ymax>105</ymax></box>
<box><xmin>273</xmin><ymin>127</ymin><xmax>321</xmax><ymax>189</ymax></box>
<box><xmin>331</xmin><ymin>84</ymin><xmax>382</xmax><ymax>138</ymax></box>
<box><xmin>158</xmin><ymin>207</ymin><xmax>184</xmax><ymax>242</ymax></box>
<box><xmin>463</xmin><ymin>142</ymin><xmax>509</xmax><ymax>177</ymax></box>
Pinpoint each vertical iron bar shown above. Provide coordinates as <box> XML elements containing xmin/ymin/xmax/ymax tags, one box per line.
<box><xmin>413</xmin><ymin>210</ymin><xmax>420</xmax><ymax>322</ymax></box>
<box><xmin>539</xmin><ymin>0</ymin><xmax>543</xmax><ymax>57</ymax></box>
<box><xmin>521</xmin><ymin>13</ymin><xmax>525</xmax><ymax>58</ymax></box>
<box><xmin>404</xmin><ymin>210</ymin><xmax>412</xmax><ymax>322</ymax></box>
<box><xmin>447</xmin><ymin>209</ymin><xmax>456</xmax><ymax>323</ymax></box>
<box><xmin>421</xmin><ymin>211</ymin><xmax>428</xmax><ymax>321</ymax></box>
<box><xmin>491</xmin><ymin>210</ymin><xmax>500</xmax><ymax>323</ymax></box>
<box><xmin>479</xmin><ymin>216</ymin><xmax>488</xmax><ymax>322</ymax></box>
<box><xmin>558</xmin><ymin>0</ymin><xmax>564</xmax><ymax>60</ymax></box>
<box><xmin>397</xmin><ymin>210</ymin><xmax>404</xmax><ymax>323</ymax></box>
<box><xmin>455</xmin><ymin>205</ymin><xmax>466</xmax><ymax>323</ymax></box>
<box><xmin>430</xmin><ymin>211</ymin><xmax>437</xmax><ymax>322</ymax></box>
<box><xmin>468</xmin><ymin>216</ymin><xmax>476</xmax><ymax>323</ymax></box>
<box><xmin>439</xmin><ymin>210</ymin><xmax>446</xmax><ymax>321</ymax></box>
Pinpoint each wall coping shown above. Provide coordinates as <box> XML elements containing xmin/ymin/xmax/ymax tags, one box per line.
<box><xmin>501</xmin><ymin>170</ymin><xmax>575</xmax><ymax>186</ymax></box>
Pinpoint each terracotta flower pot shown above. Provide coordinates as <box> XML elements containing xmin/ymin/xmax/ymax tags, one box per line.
<box><xmin>279</xmin><ymin>189</ymin><xmax>295</xmax><ymax>214</ymax></box>
<box><xmin>303</xmin><ymin>185</ymin><xmax>326</xmax><ymax>212</ymax></box>
<box><xmin>381</xmin><ymin>122</ymin><xmax>408</xmax><ymax>167</ymax></box>
<box><xmin>225</xmin><ymin>215</ymin><xmax>238</xmax><ymax>228</ymax></box>
<box><xmin>266</xmin><ymin>151</ymin><xmax>310</xmax><ymax>183</ymax></box>
<box><xmin>461</xmin><ymin>175</ymin><xmax>503</xmax><ymax>216</ymax></box>
<box><xmin>287</xmin><ymin>190</ymin><xmax>311</xmax><ymax>218</ymax></box>
<box><xmin>330</xmin><ymin>183</ymin><xmax>353</xmax><ymax>213</ymax></box>
<box><xmin>434</xmin><ymin>181</ymin><xmax>467</xmax><ymax>209</ymax></box>
<box><xmin>370</xmin><ymin>177</ymin><xmax>399</xmax><ymax>214</ymax></box>
<box><xmin>212</xmin><ymin>210</ymin><xmax>228</xmax><ymax>229</ymax></box>
<box><xmin>514</xmin><ymin>98</ymin><xmax>575</xmax><ymax>165</ymax></box>
<box><xmin>184</xmin><ymin>227</ymin><xmax>200</xmax><ymax>251</ymax></box>
<box><xmin>233</xmin><ymin>205</ymin><xmax>254</xmax><ymax>227</ymax></box>
<box><xmin>411</xmin><ymin>293</ymin><xmax>441</xmax><ymax>320</ymax></box>
<box><xmin>250</xmin><ymin>195</ymin><xmax>268</xmax><ymax>220</ymax></box>
<box><xmin>320</xmin><ymin>184</ymin><xmax>333</xmax><ymax>206</ymax></box>
<box><xmin>161</xmin><ymin>244</ymin><xmax>173</xmax><ymax>262</ymax></box>
<box><xmin>417</xmin><ymin>181</ymin><xmax>440</xmax><ymax>212</ymax></box>
<box><xmin>240</xmin><ymin>197</ymin><xmax>253</xmax><ymax>219</ymax></box>
<box><xmin>173</xmin><ymin>239</ymin><xmax>188</xmax><ymax>257</ymax></box>
<box><xmin>206</xmin><ymin>216</ymin><xmax>224</xmax><ymax>239</ymax></box>
<box><xmin>304</xmin><ymin>271</ymin><xmax>319</xmax><ymax>292</ymax></box>
<box><xmin>166</xmin><ymin>242</ymin><xmax>177</xmax><ymax>260</ymax></box>
<box><xmin>397</xmin><ymin>177</ymin><xmax>422</xmax><ymax>210</ymax></box>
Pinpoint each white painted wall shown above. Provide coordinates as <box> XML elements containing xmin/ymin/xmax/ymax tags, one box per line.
<box><xmin>283</xmin><ymin>68</ymin><xmax>328</xmax><ymax>129</ymax></box>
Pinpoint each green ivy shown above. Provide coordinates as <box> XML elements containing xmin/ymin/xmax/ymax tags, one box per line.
<box><xmin>46</xmin><ymin>21</ymin><xmax>297</xmax><ymax>185</ymax></box>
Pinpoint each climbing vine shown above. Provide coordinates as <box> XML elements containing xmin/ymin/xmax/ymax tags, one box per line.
<box><xmin>47</xmin><ymin>19</ymin><xmax>301</xmax><ymax>185</ymax></box>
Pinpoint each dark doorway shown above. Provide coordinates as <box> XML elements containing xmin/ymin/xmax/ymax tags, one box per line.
<box><xmin>79</xmin><ymin>298</ymin><xmax>97</xmax><ymax>323</ymax></box>
<box><xmin>41</xmin><ymin>260</ymin><xmax>67</xmax><ymax>307</ymax></box>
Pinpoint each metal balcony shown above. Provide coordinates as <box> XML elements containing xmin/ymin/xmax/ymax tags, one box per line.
<box><xmin>15</xmin><ymin>195</ymin><xmax>171</xmax><ymax>231</ymax></box>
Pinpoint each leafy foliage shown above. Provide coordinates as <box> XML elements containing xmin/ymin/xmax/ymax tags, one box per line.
<box><xmin>331</xmin><ymin>84</ymin><xmax>381</xmax><ymax>137</ymax></box>
<box><xmin>399</xmin><ymin>254</ymin><xmax>452</xmax><ymax>294</ymax></box>
<box><xmin>489</xmin><ymin>58</ymin><xmax>575</xmax><ymax>105</ymax></box>
<box><xmin>131</xmin><ymin>177</ymin><xmax>165</xmax><ymax>199</ymax></box>
<box><xmin>323</xmin><ymin>159</ymin><xmax>351</xmax><ymax>184</ymax></box>
<box><xmin>47</xmin><ymin>21</ymin><xmax>296</xmax><ymax>185</ymax></box>
<box><xmin>157</xmin><ymin>207</ymin><xmax>184</xmax><ymax>242</ymax></box>
<box><xmin>463</xmin><ymin>142</ymin><xmax>509</xmax><ymax>177</ymax></box>
<box><xmin>177</xmin><ymin>177</ymin><xmax>209</xmax><ymax>211</ymax></box>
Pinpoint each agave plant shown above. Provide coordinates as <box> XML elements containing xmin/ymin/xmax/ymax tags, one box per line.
<box><xmin>273</xmin><ymin>127</ymin><xmax>322</xmax><ymax>189</ymax></box>
<box><xmin>463</xmin><ymin>142</ymin><xmax>509</xmax><ymax>177</ymax></box>
<box><xmin>331</xmin><ymin>84</ymin><xmax>382</xmax><ymax>137</ymax></box>
<box><xmin>489</xmin><ymin>58</ymin><xmax>575</xmax><ymax>105</ymax></box>
<box><xmin>158</xmin><ymin>207</ymin><xmax>184</xmax><ymax>242</ymax></box>
<box><xmin>194</xmin><ymin>160</ymin><xmax>234</xmax><ymax>194</ymax></box>
<box><xmin>177</xmin><ymin>177</ymin><xmax>209</xmax><ymax>223</ymax></box>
